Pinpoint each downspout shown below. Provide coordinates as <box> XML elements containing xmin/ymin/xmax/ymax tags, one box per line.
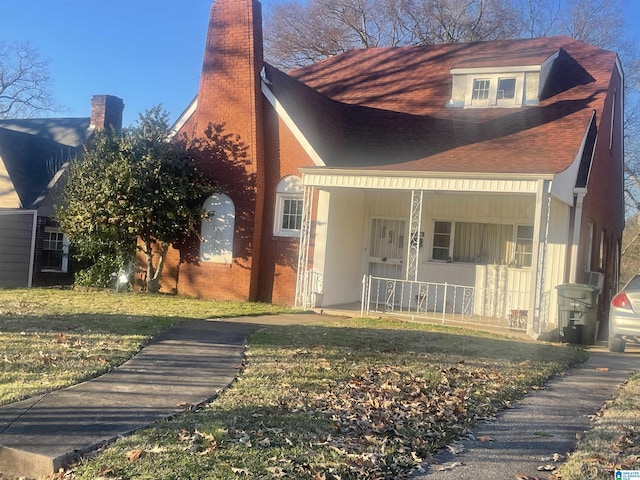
<box><xmin>28</xmin><ymin>211</ymin><xmax>37</xmax><ymax>288</ymax></box>
<box><xmin>569</xmin><ymin>188</ymin><xmax>587</xmax><ymax>283</ymax></box>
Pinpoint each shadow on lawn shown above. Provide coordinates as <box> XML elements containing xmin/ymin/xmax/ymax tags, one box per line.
<box><xmin>250</xmin><ymin>322</ymin><xmax>586</xmax><ymax>366</ymax></box>
<box><xmin>0</xmin><ymin>313</ymin><xmax>192</xmax><ymax>337</ymax></box>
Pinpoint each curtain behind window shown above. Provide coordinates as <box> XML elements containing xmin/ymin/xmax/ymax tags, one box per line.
<box><xmin>453</xmin><ymin>223</ymin><xmax>513</xmax><ymax>264</ymax></box>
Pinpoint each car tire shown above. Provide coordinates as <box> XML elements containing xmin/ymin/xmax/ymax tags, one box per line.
<box><xmin>609</xmin><ymin>336</ymin><xmax>626</xmax><ymax>353</ymax></box>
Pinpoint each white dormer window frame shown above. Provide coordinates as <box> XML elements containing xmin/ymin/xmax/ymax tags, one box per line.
<box><xmin>451</xmin><ymin>65</ymin><xmax>540</xmax><ymax>109</ymax></box>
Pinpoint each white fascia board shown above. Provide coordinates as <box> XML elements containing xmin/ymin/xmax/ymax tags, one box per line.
<box><xmin>450</xmin><ymin>65</ymin><xmax>541</xmax><ymax>75</ymax></box>
<box><xmin>260</xmin><ymin>80</ymin><xmax>326</xmax><ymax>167</ymax></box>
<box><xmin>550</xmin><ymin>111</ymin><xmax>596</xmax><ymax>206</ymax></box>
<box><xmin>300</xmin><ymin>167</ymin><xmax>551</xmax><ymax>180</ymax></box>
<box><xmin>169</xmin><ymin>96</ymin><xmax>198</xmax><ymax>139</ymax></box>
<box><xmin>299</xmin><ymin>167</ymin><xmax>552</xmax><ymax>194</ymax></box>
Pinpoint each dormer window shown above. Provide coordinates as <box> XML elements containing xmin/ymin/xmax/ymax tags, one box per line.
<box><xmin>472</xmin><ymin>79</ymin><xmax>490</xmax><ymax>100</ymax></box>
<box><xmin>497</xmin><ymin>78</ymin><xmax>516</xmax><ymax>99</ymax></box>
<box><xmin>449</xmin><ymin>65</ymin><xmax>541</xmax><ymax>108</ymax></box>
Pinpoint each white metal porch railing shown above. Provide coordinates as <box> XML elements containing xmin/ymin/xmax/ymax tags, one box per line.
<box><xmin>361</xmin><ymin>274</ymin><xmax>549</xmax><ymax>333</ymax></box>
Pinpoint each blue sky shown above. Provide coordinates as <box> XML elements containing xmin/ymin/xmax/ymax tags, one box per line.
<box><xmin>2</xmin><ymin>0</ymin><xmax>639</xmax><ymax>127</ymax></box>
<box><xmin>3</xmin><ymin>1</ymin><xmax>213</xmax><ymax>127</ymax></box>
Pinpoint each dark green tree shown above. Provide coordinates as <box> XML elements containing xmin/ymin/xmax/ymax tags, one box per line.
<box><xmin>57</xmin><ymin>106</ymin><xmax>219</xmax><ymax>292</ymax></box>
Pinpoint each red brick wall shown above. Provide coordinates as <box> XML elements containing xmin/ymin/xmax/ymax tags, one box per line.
<box><xmin>161</xmin><ymin>0</ymin><xmax>266</xmax><ymax>301</ymax></box>
<box><xmin>257</xmin><ymin>101</ymin><xmax>315</xmax><ymax>304</ymax></box>
<box><xmin>580</xmin><ymin>64</ymin><xmax>624</xmax><ymax>321</ymax></box>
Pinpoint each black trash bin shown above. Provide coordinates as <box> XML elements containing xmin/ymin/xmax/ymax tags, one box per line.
<box><xmin>556</xmin><ymin>283</ymin><xmax>599</xmax><ymax>345</ymax></box>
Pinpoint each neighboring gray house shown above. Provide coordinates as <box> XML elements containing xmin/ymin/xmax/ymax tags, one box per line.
<box><xmin>0</xmin><ymin>95</ymin><xmax>124</xmax><ymax>287</ymax></box>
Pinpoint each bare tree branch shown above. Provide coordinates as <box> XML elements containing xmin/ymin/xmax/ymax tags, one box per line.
<box><xmin>0</xmin><ymin>41</ymin><xmax>62</xmax><ymax>118</ymax></box>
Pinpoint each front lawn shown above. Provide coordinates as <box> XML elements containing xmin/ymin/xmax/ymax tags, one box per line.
<box><xmin>62</xmin><ymin>315</ymin><xmax>586</xmax><ymax>479</ymax></box>
<box><xmin>0</xmin><ymin>288</ymin><xmax>287</xmax><ymax>405</ymax></box>
<box><xmin>0</xmin><ymin>289</ymin><xmax>589</xmax><ymax>479</ymax></box>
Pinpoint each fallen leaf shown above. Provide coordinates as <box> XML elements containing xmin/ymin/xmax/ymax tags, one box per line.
<box><xmin>97</xmin><ymin>465</ymin><xmax>115</xmax><ymax>475</ymax></box>
<box><xmin>596</xmin><ymin>367</ymin><xmax>610</xmax><ymax>371</ymax></box>
<box><xmin>125</xmin><ymin>449</ymin><xmax>146</xmax><ymax>461</ymax></box>
<box><xmin>537</xmin><ymin>464</ymin><xmax>556</xmax><ymax>471</ymax></box>
<box><xmin>478</xmin><ymin>435</ymin><xmax>493</xmax><ymax>443</ymax></box>
<box><xmin>437</xmin><ymin>461</ymin><xmax>463</xmax><ymax>471</ymax></box>
<box><xmin>231</xmin><ymin>467</ymin><xmax>252</xmax><ymax>475</ymax></box>
<box><xmin>55</xmin><ymin>333</ymin><xmax>68</xmax><ymax>343</ymax></box>
<box><xmin>446</xmin><ymin>442</ymin><xmax>465</xmax><ymax>454</ymax></box>
<box><xmin>147</xmin><ymin>445</ymin><xmax>167</xmax><ymax>454</ymax></box>
<box><xmin>265</xmin><ymin>466</ymin><xmax>287</xmax><ymax>477</ymax></box>
<box><xmin>258</xmin><ymin>437</ymin><xmax>271</xmax><ymax>447</ymax></box>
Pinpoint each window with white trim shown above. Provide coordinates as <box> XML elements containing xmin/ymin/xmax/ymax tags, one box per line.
<box><xmin>431</xmin><ymin>221</ymin><xmax>533</xmax><ymax>266</ymax></box>
<box><xmin>432</xmin><ymin>221</ymin><xmax>452</xmax><ymax>261</ymax></box>
<box><xmin>200</xmin><ymin>194</ymin><xmax>235</xmax><ymax>263</ymax></box>
<box><xmin>42</xmin><ymin>227</ymin><xmax>69</xmax><ymax>272</ymax></box>
<box><xmin>274</xmin><ymin>175</ymin><xmax>303</xmax><ymax>237</ymax></box>
<box><xmin>472</xmin><ymin>79</ymin><xmax>491</xmax><ymax>100</ymax></box>
<box><xmin>514</xmin><ymin>225</ymin><xmax>534</xmax><ymax>267</ymax></box>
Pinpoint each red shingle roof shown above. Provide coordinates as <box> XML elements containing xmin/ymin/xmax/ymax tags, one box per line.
<box><xmin>267</xmin><ymin>36</ymin><xmax>617</xmax><ymax>175</ymax></box>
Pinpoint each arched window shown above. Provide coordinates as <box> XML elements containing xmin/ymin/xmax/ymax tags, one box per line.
<box><xmin>274</xmin><ymin>175</ymin><xmax>303</xmax><ymax>237</ymax></box>
<box><xmin>200</xmin><ymin>193</ymin><xmax>234</xmax><ymax>263</ymax></box>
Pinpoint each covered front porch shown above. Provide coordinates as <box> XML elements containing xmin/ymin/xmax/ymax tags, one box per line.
<box><xmin>295</xmin><ymin>170</ymin><xmax>571</xmax><ymax>337</ymax></box>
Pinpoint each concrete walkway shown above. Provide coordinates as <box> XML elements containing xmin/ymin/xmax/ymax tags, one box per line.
<box><xmin>0</xmin><ymin>312</ymin><xmax>636</xmax><ymax>479</ymax></box>
<box><xmin>0</xmin><ymin>313</ymin><xmax>322</xmax><ymax>479</ymax></box>
<box><xmin>413</xmin><ymin>343</ymin><xmax>639</xmax><ymax>480</ymax></box>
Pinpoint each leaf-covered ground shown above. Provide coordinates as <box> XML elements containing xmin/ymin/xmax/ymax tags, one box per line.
<box><xmin>66</xmin><ymin>319</ymin><xmax>587</xmax><ymax>480</ymax></box>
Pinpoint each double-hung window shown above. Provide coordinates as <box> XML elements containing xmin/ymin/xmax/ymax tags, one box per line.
<box><xmin>472</xmin><ymin>79</ymin><xmax>491</xmax><ymax>100</ymax></box>
<box><xmin>432</xmin><ymin>221</ymin><xmax>452</xmax><ymax>260</ymax></box>
<box><xmin>514</xmin><ymin>225</ymin><xmax>534</xmax><ymax>267</ymax></box>
<box><xmin>274</xmin><ymin>175</ymin><xmax>304</xmax><ymax>237</ymax></box>
<box><xmin>42</xmin><ymin>227</ymin><xmax>68</xmax><ymax>272</ymax></box>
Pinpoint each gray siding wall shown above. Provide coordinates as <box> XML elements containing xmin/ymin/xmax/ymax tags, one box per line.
<box><xmin>0</xmin><ymin>211</ymin><xmax>35</xmax><ymax>287</ymax></box>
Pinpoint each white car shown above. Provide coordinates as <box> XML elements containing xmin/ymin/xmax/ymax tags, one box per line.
<box><xmin>608</xmin><ymin>275</ymin><xmax>640</xmax><ymax>352</ymax></box>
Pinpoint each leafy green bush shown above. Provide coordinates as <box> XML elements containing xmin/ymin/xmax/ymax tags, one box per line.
<box><xmin>73</xmin><ymin>254</ymin><xmax>123</xmax><ymax>288</ymax></box>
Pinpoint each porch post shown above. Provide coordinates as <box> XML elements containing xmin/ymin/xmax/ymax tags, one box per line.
<box><xmin>295</xmin><ymin>185</ymin><xmax>314</xmax><ymax>308</ymax></box>
<box><xmin>406</xmin><ymin>190</ymin><xmax>423</xmax><ymax>281</ymax></box>
<box><xmin>530</xmin><ymin>179</ymin><xmax>551</xmax><ymax>335</ymax></box>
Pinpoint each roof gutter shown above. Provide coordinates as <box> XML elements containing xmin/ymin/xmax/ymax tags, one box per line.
<box><xmin>299</xmin><ymin>166</ymin><xmax>554</xmax><ymax>181</ymax></box>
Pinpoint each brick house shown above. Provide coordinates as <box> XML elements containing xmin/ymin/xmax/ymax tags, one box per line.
<box><xmin>0</xmin><ymin>95</ymin><xmax>124</xmax><ymax>287</ymax></box>
<box><xmin>160</xmin><ymin>0</ymin><xmax>624</xmax><ymax>337</ymax></box>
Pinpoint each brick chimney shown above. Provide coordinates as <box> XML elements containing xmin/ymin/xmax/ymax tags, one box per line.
<box><xmin>90</xmin><ymin>95</ymin><xmax>125</xmax><ymax>131</ymax></box>
<box><xmin>192</xmin><ymin>0</ymin><xmax>266</xmax><ymax>301</ymax></box>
